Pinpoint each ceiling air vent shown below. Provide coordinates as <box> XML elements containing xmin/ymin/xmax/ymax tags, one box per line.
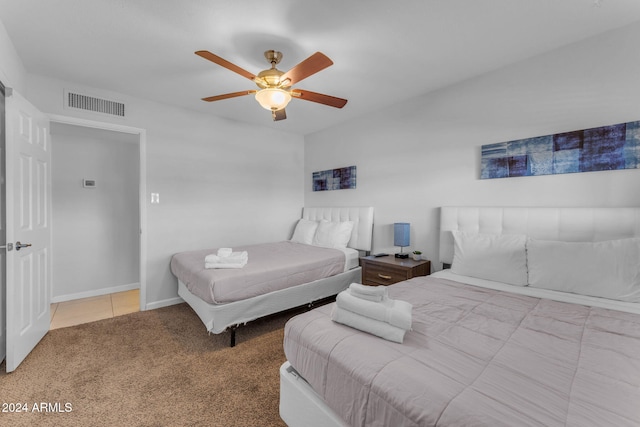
<box><xmin>65</xmin><ymin>91</ymin><xmax>125</xmax><ymax>117</ymax></box>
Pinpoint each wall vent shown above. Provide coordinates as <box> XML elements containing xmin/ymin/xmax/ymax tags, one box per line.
<box><xmin>65</xmin><ymin>91</ymin><xmax>126</xmax><ymax>117</ymax></box>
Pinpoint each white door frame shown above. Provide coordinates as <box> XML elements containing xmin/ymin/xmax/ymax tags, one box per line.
<box><xmin>0</xmin><ymin>83</ymin><xmax>5</xmax><ymax>364</ymax></box>
<box><xmin>48</xmin><ymin>114</ymin><xmax>147</xmax><ymax>311</ymax></box>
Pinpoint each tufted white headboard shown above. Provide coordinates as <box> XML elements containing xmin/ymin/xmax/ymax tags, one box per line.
<box><xmin>303</xmin><ymin>206</ymin><xmax>374</xmax><ymax>252</ymax></box>
<box><xmin>440</xmin><ymin>206</ymin><xmax>640</xmax><ymax>265</ymax></box>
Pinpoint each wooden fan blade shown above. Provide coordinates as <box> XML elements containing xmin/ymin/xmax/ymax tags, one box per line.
<box><xmin>272</xmin><ymin>109</ymin><xmax>287</xmax><ymax>121</ymax></box>
<box><xmin>291</xmin><ymin>89</ymin><xmax>347</xmax><ymax>108</ymax></box>
<box><xmin>195</xmin><ymin>50</ymin><xmax>256</xmax><ymax>81</ymax></box>
<box><xmin>280</xmin><ymin>52</ymin><xmax>333</xmax><ymax>86</ymax></box>
<box><xmin>201</xmin><ymin>90</ymin><xmax>255</xmax><ymax>102</ymax></box>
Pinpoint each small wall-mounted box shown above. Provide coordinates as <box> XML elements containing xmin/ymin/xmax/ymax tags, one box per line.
<box><xmin>83</xmin><ymin>179</ymin><xmax>97</xmax><ymax>188</ymax></box>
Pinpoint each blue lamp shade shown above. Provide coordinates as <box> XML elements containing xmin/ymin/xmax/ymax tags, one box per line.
<box><xmin>393</xmin><ymin>223</ymin><xmax>410</xmax><ymax>247</ymax></box>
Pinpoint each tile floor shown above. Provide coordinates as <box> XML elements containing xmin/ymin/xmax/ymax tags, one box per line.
<box><xmin>49</xmin><ymin>289</ymin><xmax>140</xmax><ymax>330</ymax></box>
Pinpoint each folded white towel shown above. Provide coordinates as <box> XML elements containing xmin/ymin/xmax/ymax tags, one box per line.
<box><xmin>217</xmin><ymin>248</ymin><xmax>233</xmax><ymax>257</ymax></box>
<box><xmin>205</xmin><ymin>251</ymin><xmax>248</xmax><ymax>264</ymax></box>
<box><xmin>205</xmin><ymin>261</ymin><xmax>247</xmax><ymax>269</ymax></box>
<box><xmin>336</xmin><ymin>290</ymin><xmax>412</xmax><ymax>330</ymax></box>
<box><xmin>204</xmin><ymin>251</ymin><xmax>248</xmax><ymax>269</ymax></box>
<box><xmin>349</xmin><ymin>283</ymin><xmax>388</xmax><ymax>302</ymax></box>
<box><xmin>331</xmin><ymin>306</ymin><xmax>406</xmax><ymax>343</ymax></box>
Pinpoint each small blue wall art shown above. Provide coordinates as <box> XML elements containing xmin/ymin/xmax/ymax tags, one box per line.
<box><xmin>312</xmin><ymin>165</ymin><xmax>357</xmax><ymax>191</ymax></box>
<box><xmin>481</xmin><ymin>120</ymin><xmax>640</xmax><ymax>179</ymax></box>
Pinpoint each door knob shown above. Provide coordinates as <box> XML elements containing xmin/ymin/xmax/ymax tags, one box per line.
<box><xmin>15</xmin><ymin>241</ymin><xmax>32</xmax><ymax>251</ymax></box>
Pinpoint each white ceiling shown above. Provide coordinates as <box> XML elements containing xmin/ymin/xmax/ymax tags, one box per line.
<box><xmin>2</xmin><ymin>0</ymin><xmax>640</xmax><ymax>135</ymax></box>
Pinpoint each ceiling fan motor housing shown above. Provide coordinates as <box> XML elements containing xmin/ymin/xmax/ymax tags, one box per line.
<box><xmin>255</xmin><ymin>51</ymin><xmax>291</xmax><ymax>89</ymax></box>
<box><xmin>255</xmin><ymin>68</ymin><xmax>287</xmax><ymax>89</ymax></box>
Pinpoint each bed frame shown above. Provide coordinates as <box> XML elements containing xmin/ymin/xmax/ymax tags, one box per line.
<box><xmin>279</xmin><ymin>206</ymin><xmax>640</xmax><ymax>426</ymax></box>
<box><xmin>178</xmin><ymin>206</ymin><xmax>374</xmax><ymax>347</ymax></box>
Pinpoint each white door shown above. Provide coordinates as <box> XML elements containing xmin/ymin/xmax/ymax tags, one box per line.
<box><xmin>5</xmin><ymin>91</ymin><xmax>51</xmax><ymax>372</ymax></box>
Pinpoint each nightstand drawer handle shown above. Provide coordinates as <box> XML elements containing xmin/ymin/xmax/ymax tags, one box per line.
<box><xmin>378</xmin><ymin>274</ymin><xmax>392</xmax><ymax>280</ymax></box>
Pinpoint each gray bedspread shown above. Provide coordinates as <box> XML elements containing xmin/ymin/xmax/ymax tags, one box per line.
<box><xmin>283</xmin><ymin>276</ymin><xmax>640</xmax><ymax>427</ymax></box>
<box><xmin>170</xmin><ymin>241</ymin><xmax>345</xmax><ymax>304</ymax></box>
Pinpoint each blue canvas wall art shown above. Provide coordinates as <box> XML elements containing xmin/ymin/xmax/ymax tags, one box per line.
<box><xmin>481</xmin><ymin>120</ymin><xmax>640</xmax><ymax>179</ymax></box>
<box><xmin>312</xmin><ymin>165</ymin><xmax>357</xmax><ymax>191</ymax></box>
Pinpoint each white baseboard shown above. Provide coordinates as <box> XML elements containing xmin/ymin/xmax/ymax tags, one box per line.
<box><xmin>144</xmin><ymin>296</ymin><xmax>184</xmax><ymax>311</ymax></box>
<box><xmin>52</xmin><ymin>282</ymin><xmax>140</xmax><ymax>303</ymax></box>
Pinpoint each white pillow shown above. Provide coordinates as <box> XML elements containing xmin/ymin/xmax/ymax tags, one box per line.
<box><xmin>450</xmin><ymin>231</ymin><xmax>528</xmax><ymax>286</ymax></box>
<box><xmin>312</xmin><ymin>220</ymin><xmax>354</xmax><ymax>249</ymax></box>
<box><xmin>290</xmin><ymin>219</ymin><xmax>318</xmax><ymax>245</ymax></box>
<box><xmin>527</xmin><ymin>238</ymin><xmax>640</xmax><ymax>302</ymax></box>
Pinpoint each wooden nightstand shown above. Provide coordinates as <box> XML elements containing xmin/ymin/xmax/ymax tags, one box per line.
<box><xmin>359</xmin><ymin>256</ymin><xmax>430</xmax><ymax>286</ymax></box>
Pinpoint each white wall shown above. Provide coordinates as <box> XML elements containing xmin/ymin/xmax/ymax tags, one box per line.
<box><xmin>0</xmin><ymin>19</ymin><xmax>25</xmax><ymax>93</ymax></box>
<box><xmin>305</xmin><ymin>22</ymin><xmax>640</xmax><ymax>270</ymax></box>
<box><xmin>26</xmin><ymin>75</ymin><xmax>305</xmax><ymax>309</ymax></box>
<box><xmin>51</xmin><ymin>123</ymin><xmax>140</xmax><ymax>301</ymax></box>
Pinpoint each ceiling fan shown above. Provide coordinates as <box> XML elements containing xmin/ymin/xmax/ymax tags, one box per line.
<box><xmin>195</xmin><ymin>49</ymin><xmax>348</xmax><ymax>121</ymax></box>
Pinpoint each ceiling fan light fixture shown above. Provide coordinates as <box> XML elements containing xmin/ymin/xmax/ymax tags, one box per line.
<box><xmin>255</xmin><ymin>88</ymin><xmax>291</xmax><ymax>111</ymax></box>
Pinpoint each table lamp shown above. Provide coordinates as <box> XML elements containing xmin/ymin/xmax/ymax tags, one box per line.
<box><xmin>394</xmin><ymin>223</ymin><xmax>410</xmax><ymax>258</ymax></box>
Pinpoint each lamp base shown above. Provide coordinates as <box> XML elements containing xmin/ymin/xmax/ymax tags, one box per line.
<box><xmin>394</xmin><ymin>253</ymin><xmax>409</xmax><ymax>259</ymax></box>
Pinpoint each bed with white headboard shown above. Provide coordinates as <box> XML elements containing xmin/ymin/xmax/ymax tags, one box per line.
<box><xmin>439</xmin><ymin>206</ymin><xmax>640</xmax><ymax>265</ymax></box>
<box><xmin>437</xmin><ymin>206</ymin><xmax>640</xmax><ymax>313</ymax></box>
<box><xmin>279</xmin><ymin>206</ymin><xmax>640</xmax><ymax>427</ymax></box>
<box><xmin>172</xmin><ymin>206</ymin><xmax>374</xmax><ymax>346</ymax></box>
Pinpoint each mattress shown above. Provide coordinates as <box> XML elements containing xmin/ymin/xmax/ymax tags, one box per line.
<box><xmin>283</xmin><ymin>276</ymin><xmax>640</xmax><ymax>427</ymax></box>
<box><xmin>170</xmin><ymin>241</ymin><xmax>349</xmax><ymax>304</ymax></box>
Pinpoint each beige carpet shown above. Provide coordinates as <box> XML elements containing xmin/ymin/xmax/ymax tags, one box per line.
<box><xmin>0</xmin><ymin>303</ymin><xmax>298</xmax><ymax>427</ymax></box>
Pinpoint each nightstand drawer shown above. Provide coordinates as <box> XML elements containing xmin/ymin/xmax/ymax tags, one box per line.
<box><xmin>363</xmin><ymin>264</ymin><xmax>409</xmax><ymax>285</ymax></box>
<box><xmin>360</xmin><ymin>256</ymin><xmax>430</xmax><ymax>286</ymax></box>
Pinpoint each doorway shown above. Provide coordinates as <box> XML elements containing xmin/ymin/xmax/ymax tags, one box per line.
<box><xmin>2</xmin><ymin>98</ymin><xmax>146</xmax><ymax>371</ymax></box>
<box><xmin>48</xmin><ymin>115</ymin><xmax>146</xmax><ymax>315</ymax></box>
